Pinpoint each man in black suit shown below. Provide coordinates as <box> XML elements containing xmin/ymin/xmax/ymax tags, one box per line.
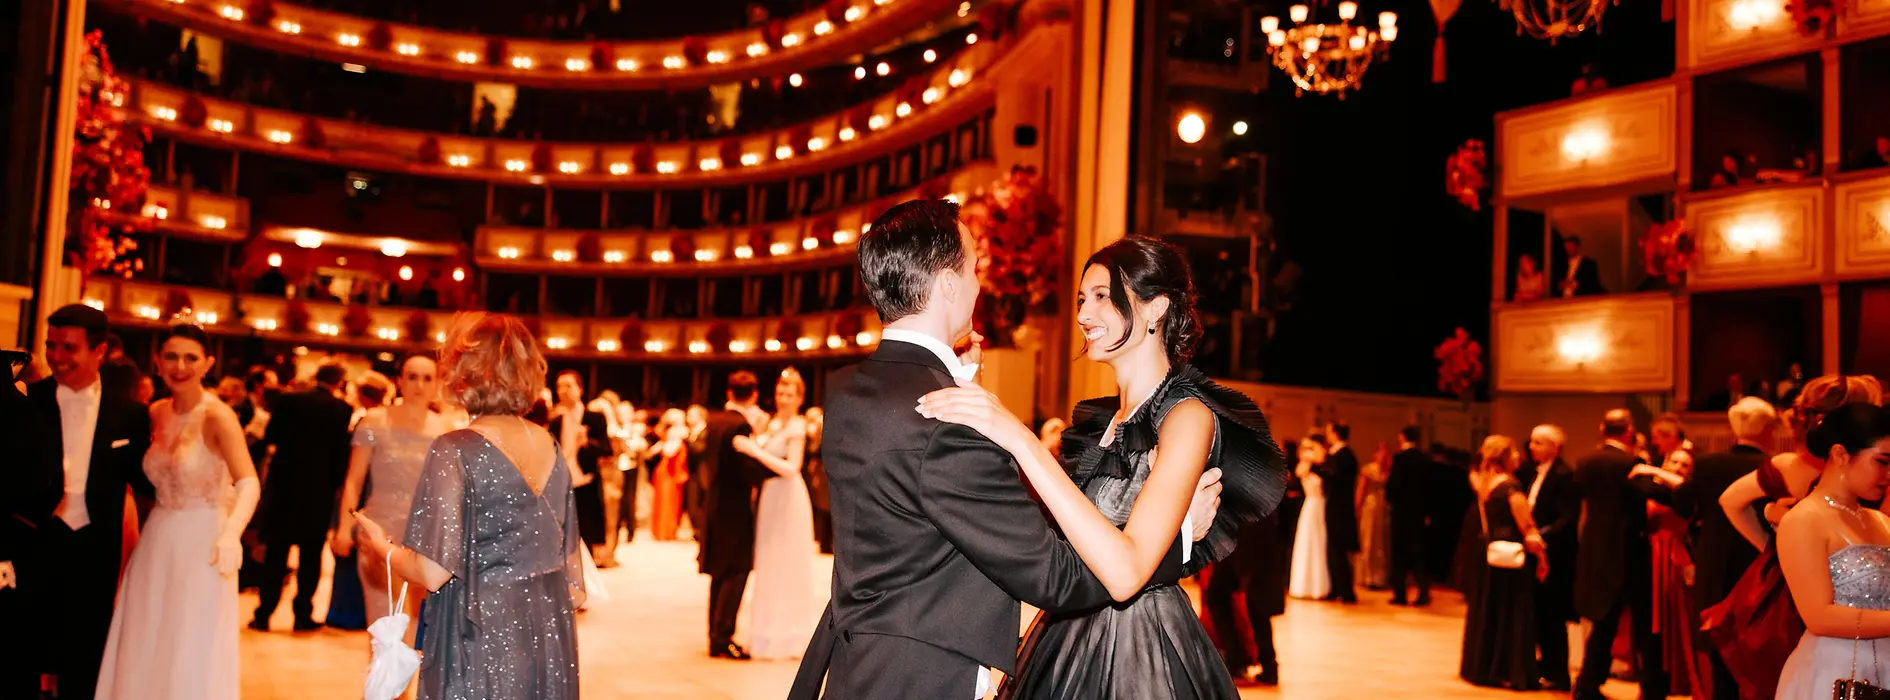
<box><xmin>684</xmin><ymin>405</ymin><xmax>711</xmax><ymax>539</ymax></box>
<box><xmin>1678</xmin><ymin>397</ymin><xmax>1776</xmax><ymax>700</ymax></box>
<box><xmin>1520</xmin><ymin>424</ymin><xmax>1581</xmax><ymax>691</ymax></box>
<box><xmin>1558</xmin><ymin>236</ymin><xmax>1606</xmax><ymax>298</ymax></box>
<box><xmin>549</xmin><ymin>370</ymin><xmax>613</xmax><ymax>554</ymax></box>
<box><xmin>252</xmin><ymin>363</ymin><xmax>353</xmax><ymax>631</ymax></box>
<box><xmin>700</xmin><ymin>371</ymin><xmax>768</xmax><ymax>660</ymax></box>
<box><xmin>22</xmin><ymin>305</ymin><xmax>153</xmax><ymax>700</ymax></box>
<box><xmin>1385</xmin><ymin>425</ymin><xmax>1435</xmax><ymax>606</ymax></box>
<box><xmin>2</xmin><ymin>348</ymin><xmax>63</xmax><ymax>699</ymax></box>
<box><xmin>1316</xmin><ymin>421</ymin><xmax>1361</xmax><ymax>603</ymax></box>
<box><xmin>1573</xmin><ymin>409</ymin><xmax>1672</xmax><ymax>700</ymax></box>
<box><xmin>787</xmin><ymin>200</ymin><xmax>1221</xmax><ymax>700</ymax></box>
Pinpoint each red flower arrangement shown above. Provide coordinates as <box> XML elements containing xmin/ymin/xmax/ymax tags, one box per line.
<box><xmin>706</xmin><ymin>323</ymin><xmax>732</xmax><ymax>351</ymax></box>
<box><xmin>812</xmin><ymin>215</ymin><xmax>838</xmax><ymax>247</ymax></box>
<box><xmin>343</xmin><ymin>304</ymin><xmax>372</xmax><ymax>337</ymax></box>
<box><xmin>1445</xmin><ymin>139</ymin><xmax>1488</xmax><ymax>212</ymax></box>
<box><xmin>958</xmin><ymin>166</ymin><xmax>1063</xmax><ymax>345</ymax></box>
<box><xmin>848</xmin><ymin>105</ymin><xmax>875</xmax><ymax>133</ymax></box>
<box><xmin>1787</xmin><ymin>0</ymin><xmax>1845</xmax><ymax>35</ymax></box>
<box><xmin>834</xmin><ymin>314</ymin><xmax>864</xmax><ymax>341</ymax></box>
<box><xmin>749</xmin><ymin>228</ymin><xmax>774</xmax><ymax>255</ymax></box>
<box><xmin>246</xmin><ymin>0</ymin><xmax>276</xmax><ymax>27</ymax></box>
<box><xmin>762</xmin><ymin>20</ymin><xmax>788</xmax><ymax>49</ymax></box>
<box><xmin>719</xmin><ymin>140</ymin><xmax>742</xmax><ymax>166</ymax></box>
<box><xmin>417</xmin><ymin>137</ymin><xmax>441</xmax><ymax>165</ymax></box>
<box><xmin>787</xmin><ymin>125</ymin><xmax>812</xmax><ymax>156</ymax></box>
<box><xmin>775</xmin><ymin>318</ymin><xmax>803</xmax><ymax>348</ymax></box>
<box><xmin>285</xmin><ymin>300</ymin><xmax>311</xmax><ymax>333</ymax></box>
<box><xmin>299</xmin><ymin>116</ymin><xmax>325</xmax><ymax>148</ymax></box>
<box><xmin>670</xmin><ymin>232</ymin><xmax>696</xmax><ymax>260</ymax></box>
<box><xmin>824</xmin><ymin>0</ymin><xmax>852</xmax><ymax>23</ymax></box>
<box><xmin>530</xmin><ymin>142</ymin><xmax>553</xmax><ymax>173</ymax></box>
<box><xmin>618</xmin><ymin>318</ymin><xmax>645</xmax><ymax>349</ymax></box>
<box><xmin>631</xmin><ymin>144</ymin><xmax>655</xmax><ymax>174</ymax></box>
<box><xmin>1642</xmin><ymin>218</ymin><xmax>1695</xmax><ymax>286</ymax></box>
<box><xmin>1434</xmin><ymin>328</ymin><xmax>1484</xmax><ymax>402</ymax></box>
<box><xmin>590</xmin><ymin>42</ymin><xmax>612</xmax><ymax>70</ymax></box>
<box><xmin>485</xmin><ymin>38</ymin><xmax>507</xmax><ymax>67</ymax></box>
<box><xmin>366</xmin><ymin>23</ymin><xmax>392</xmax><ymax>52</ymax></box>
<box><xmin>404</xmin><ymin>310</ymin><xmax>430</xmax><ymax>343</ymax></box>
<box><xmin>68</xmin><ymin>32</ymin><xmax>150</xmax><ymax>278</ymax></box>
<box><xmin>978</xmin><ymin>1</ymin><xmax>1013</xmax><ymax>40</ymax></box>
<box><xmin>576</xmin><ymin>233</ymin><xmax>603</xmax><ymax>263</ymax></box>
<box><xmin>681</xmin><ymin>37</ymin><xmax>708</xmax><ymax>66</ymax></box>
<box><xmin>162</xmin><ymin>288</ymin><xmax>194</xmax><ymax>320</ymax></box>
<box><xmin>181</xmin><ymin>95</ymin><xmax>208</xmax><ymax>129</ymax></box>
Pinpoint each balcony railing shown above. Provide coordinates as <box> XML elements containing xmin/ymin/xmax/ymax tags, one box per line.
<box><xmin>1493</xmin><ymin>292</ymin><xmax>1677</xmax><ymax>394</ymax></box>
<box><xmin>1686</xmin><ymin>0</ymin><xmax>1825</xmax><ymax>72</ymax></box>
<box><xmin>1496</xmin><ymin>82</ymin><xmax>1679</xmax><ymax>202</ymax></box>
<box><xmin>1684</xmin><ymin>180</ymin><xmax>1827</xmax><ymax>290</ymax></box>
<box><xmin>1836</xmin><ymin>170</ymin><xmax>1890</xmax><ymax>277</ymax></box>
<box><xmin>99</xmin><ymin>0</ymin><xmax>965</xmax><ymax>90</ymax></box>
<box><xmin>100</xmin><ymin>184</ymin><xmax>250</xmax><ymax>241</ymax></box>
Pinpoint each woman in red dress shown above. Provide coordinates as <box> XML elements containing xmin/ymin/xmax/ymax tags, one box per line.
<box><xmin>649</xmin><ymin>408</ymin><xmax>690</xmax><ymax>541</ymax></box>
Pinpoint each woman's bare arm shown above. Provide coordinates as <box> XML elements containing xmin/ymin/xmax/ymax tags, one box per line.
<box><xmin>1719</xmin><ymin>471</ymin><xmax>1773</xmax><ymax>550</ymax></box>
<box><xmin>1779</xmin><ymin>508</ymin><xmax>1890</xmax><ymax>637</ymax></box>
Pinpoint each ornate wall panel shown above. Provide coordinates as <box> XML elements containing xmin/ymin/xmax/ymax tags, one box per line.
<box><xmin>1685</xmin><ymin>183</ymin><xmax>1825</xmax><ymax>289</ymax></box>
<box><xmin>1842</xmin><ymin>0</ymin><xmax>1890</xmax><ymax>35</ymax></box>
<box><xmin>1837</xmin><ymin>173</ymin><xmax>1890</xmax><ymax>276</ymax></box>
<box><xmin>1687</xmin><ymin>0</ymin><xmax>1824</xmax><ymax>70</ymax></box>
<box><xmin>1495</xmin><ymin>294</ymin><xmax>1676</xmax><ymax>394</ymax></box>
<box><xmin>1498</xmin><ymin>84</ymin><xmax>1678</xmax><ymax>200</ymax></box>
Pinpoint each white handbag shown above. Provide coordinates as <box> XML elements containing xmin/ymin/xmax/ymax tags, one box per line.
<box><xmin>363</xmin><ymin>548</ymin><xmax>421</xmax><ymax>700</ymax></box>
<box><xmin>1479</xmin><ymin>481</ymin><xmax>1527</xmax><ymax>570</ymax></box>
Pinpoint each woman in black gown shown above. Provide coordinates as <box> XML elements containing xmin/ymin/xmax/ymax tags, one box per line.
<box><xmin>918</xmin><ymin>237</ymin><xmax>1288</xmax><ymax>699</ymax></box>
<box><xmin>1459</xmin><ymin>434</ymin><xmax>1548</xmax><ymax>689</ymax></box>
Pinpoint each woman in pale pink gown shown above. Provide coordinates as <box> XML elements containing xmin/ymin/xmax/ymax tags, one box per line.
<box><xmin>96</xmin><ymin>324</ymin><xmax>260</xmax><ymax>700</ymax></box>
<box><xmin>734</xmin><ymin>367</ymin><xmax>821</xmax><ymax>660</ymax></box>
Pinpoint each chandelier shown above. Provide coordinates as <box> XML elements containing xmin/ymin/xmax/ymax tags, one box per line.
<box><xmin>1261</xmin><ymin>2</ymin><xmax>1398</xmax><ymax>98</ymax></box>
<box><xmin>1500</xmin><ymin>0</ymin><xmax>1612</xmax><ymax>42</ymax></box>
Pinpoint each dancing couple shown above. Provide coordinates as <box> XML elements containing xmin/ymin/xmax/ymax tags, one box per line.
<box><xmin>788</xmin><ymin>200</ymin><xmax>1289</xmax><ymax>700</ymax></box>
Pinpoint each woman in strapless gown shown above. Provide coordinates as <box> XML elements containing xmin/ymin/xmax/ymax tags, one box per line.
<box><xmin>96</xmin><ymin>324</ymin><xmax>260</xmax><ymax>700</ymax></box>
<box><xmin>735</xmin><ymin>367</ymin><xmax>821</xmax><ymax>660</ymax></box>
<box><xmin>1772</xmin><ymin>403</ymin><xmax>1890</xmax><ymax>700</ymax></box>
<box><xmin>1289</xmin><ymin>435</ymin><xmax>1331</xmax><ymax>600</ymax></box>
<box><xmin>335</xmin><ymin>354</ymin><xmax>448</xmax><ymax>629</ymax></box>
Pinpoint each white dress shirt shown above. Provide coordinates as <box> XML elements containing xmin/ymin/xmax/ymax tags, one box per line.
<box><xmin>1528</xmin><ymin>460</ymin><xmax>1553</xmax><ymax>507</ymax></box>
<box><xmin>880</xmin><ymin>329</ymin><xmax>979</xmax><ymax>381</ymax></box>
<box><xmin>55</xmin><ymin>379</ymin><xmax>103</xmax><ymax>530</ymax></box>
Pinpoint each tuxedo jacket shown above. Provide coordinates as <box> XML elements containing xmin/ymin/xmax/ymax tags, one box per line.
<box><xmin>1384</xmin><ymin>448</ymin><xmax>1437</xmax><ymax>526</ymax></box>
<box><xmin>258</xmin><ymin>387</ymin><xmax>354</xmax><ymax>540</ymax></box>
<box><xmin>1315</xmin><ymin>445</ymin><xmax>1361</xmax><ymax>552</ymax></box>
<box><xmin>1573</xmin><ymin>444</ymin><xmax>1669</xmax><ymax>620</ymax></box>
<box><xmin>25</xmin><ymin>377</ymin><xmax>153</xmax><ymax>570</ymax></box>
<box><xmin>548</xmin><ymin>408</ymin><xmax>613</xmax><ymax>477</ymax></box>
<box><xmin>788</xmin><ymin>341</ymin><xmax>1191</xmax><ymax>699</ymax></box>
<box><xmin>698</xmin><ymin>407</ymin><xmax>766</xmax><ymax>577</ymax></box>
<box><xmin>2</xmin><ymin>382</ymin><xmax>62</xmax><ymax>564</ymax></box>
<box><xmin>1679</xmin><ymin>444</ymin><xmax>1769</xmax><ymax>609</ymax></box>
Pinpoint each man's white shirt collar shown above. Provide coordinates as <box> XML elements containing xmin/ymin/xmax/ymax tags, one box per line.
<box><xmin>880</xmin><ymin>329</ymin><xmax>978</xmax><ymax>381</ymax></box>
<box><xmin>57</xmin><ymin>378</ymin><xmax>101</xmax><ymax>402</ymax></box>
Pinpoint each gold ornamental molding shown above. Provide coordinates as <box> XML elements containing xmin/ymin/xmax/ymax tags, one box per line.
<box><xmin>1497</xmin><ymin>83</ymin><xmax>1676</xmax><ymax>200</ymax></box>
<box><xmin>1836</xmin><ymin>173</ymin><xmax>1890</xmax><ymax>276</ymax></box>
<box><xmin>1687</xmin><ymin>0</ymin><xmax>1822</xmax><ymax>71</ymax></box>
<box><xmin>1851</xmin><ymin>0</ymin><xmax>1890</xmax><ymax>32</ymax></box>
<box><xmin>1684</xmin><ymin>183</ymin><xmax>1825</xmax><ymax>290</ymax></box>
<box><xmin>1495</xmin><ymin>293</ymin><xmax>1675</xmax><ymax>394</ymax></box>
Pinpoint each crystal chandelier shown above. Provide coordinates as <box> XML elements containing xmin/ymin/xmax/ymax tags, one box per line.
<box><xmin>1261</xmin><ymin>2</ymin><xmax>1398</xmax><ymax>98</ymax></box>
<box><xmin>1499</xmin><ymin>0</ymin><xmax>1612</xmax><ymax>42</ymax></box>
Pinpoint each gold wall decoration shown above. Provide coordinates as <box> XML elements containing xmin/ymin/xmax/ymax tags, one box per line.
<box><xmin>1495</xmin><ymin>293</ymin><xmax>1675</xmax><ymax>393</ymax></box>
<box><xmin>1498</xmin><ymin>84</ymin><xmax>1676</xmax><ymax>200</ymax></box>
<box><xmin>1837</xmin><ymin>173</ymin><xmax>1890</xmax><ymax>276</ymax></box>
<box><xmin>1685</xmin><ymin>184</ymin><xmax>1824</xmax><ymax>289</ymax></box>
<box><xmin>1687</xmin><ymin>0</ymin><xmax>1822</xmax><ymax>70</ymax></box>
<box><xmin>1846</xmin><ymin>0</ymin><xmax>1890</xmax><ymax>33</ymax></box>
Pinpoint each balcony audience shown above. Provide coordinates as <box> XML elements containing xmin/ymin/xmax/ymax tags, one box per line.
<box><xmin>1556</xmin><ymin>237</ymin><xmax>1605</xmax><ymax>298</ymax></box>
<box><xmin>1513</xmin><ymin>253</ymin><xmax>1546</xmax><ymax>302</ymax></box>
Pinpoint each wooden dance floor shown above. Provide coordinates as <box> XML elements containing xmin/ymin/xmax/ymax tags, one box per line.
<box><xmin>240</xmin><ymin>535</ymin><xmax>1616</xmax><ymax>699</ymax></box>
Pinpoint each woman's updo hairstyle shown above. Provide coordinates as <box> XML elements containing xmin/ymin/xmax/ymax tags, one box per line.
<box><xmin>157</xmin><ymin>323</ymin><xmax>212</xmax><ymax>352</ymax></box>
<box><xmin>1084</xmin><ymin>236</ymin><xmax>1201</xmax><ymax>364</ymax></box>
<box><xmin>1477</xmin><ymin>434</ymin><xmax>1518</xmax><ymax>473</ymax></box>
<box><xmin>440</xmin><ymin>312</ymin><xmax>546</xmax><ymax>417</ymax></box>
<box><xmin>1786</xmin><ymin>374</ymin><xmax>1884</xmax><ymax>439</ymax></box>
<box><xmin>1805</xmin><ymin>402</ymin><xmax>1890</xmax><ymax>462</ymax></box>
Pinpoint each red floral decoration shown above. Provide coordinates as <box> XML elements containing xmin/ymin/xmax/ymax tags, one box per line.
<box><xmin>1787</xmin><ymin>0</ymin><xmax>1845</xmax><ymax>35</ymax></box>
<box><xmin>824</xmin><ymin>0</ymin><xmax>852</xmax><ymax>23</ymax></box>
<box><xmin>763</xmin><ymin>20</ymin><xmax>788</xmax><ymax>49</ymax></box>
<box><xmin>681</xmin><ymin>37</ymin><xmax>708</xmax><ymax>66</ymax></box>
<box><xmin>812</xmin><ymin>215</ymin><xmax>838</xmax><ymax>247</ymax></box>
<box><xmin>900</xmin><ymin>75</ymin><xmax>929</xmax><ymax>106</ymax></box>
<box><xmin>285</xmin><ymin>300</ymin><xmax>311</xmax><ymax>333</ymax></box>
<box><xmin>848</xmin><ymin>104</ymin><xmax>875</xmax><ymax>132</ymax></box>
<box><xmin>1445</xmin><ymin>139</ymin><xmax>1488</xmax><ymax>212</ymax></box>
<box><xmin>706</xmin><ymin>323</ymin><xmax>733</xmax><ymax>351</ymax></box>
<box><xmin>1433</xmin><ymin>328</ymin><xmax>1484</xmax><ymax>402</ymax></box>
<box><xmin>67</xmin><ymin>32</ymin><xmax>150</xmax><ymax>278</ymax></box>
<box><xmin>618</xmin><ymin>318</ymin><xmax>646</xmax><ymax>349</ymax></box>
<box><xmin>181</xmin><ymin>95</ymin><xmax>208</xmax><ymax>128</ymax></box>
<box><xmin>417</xmin><ymin>137</ymin><xmax>441</xmax><ymax>165</ymax></box>
<box><xmin>1642</xmin><ymin>218</ymin><xmax>1696</xmax><ymax>286</ymax></box>
<box><xmin>918</xmin><ymin>177</ymin><xmax>950</xmax><ymax>200</ymax></box>
<box><xmin>787</xmin><ymin>124</ymin><xmax>812</xmax><ymax>155</ymax></box>
<box><xmin>775</xmin><ymin>318</ymin><xmax>803</xmax><ymax>348</ymax></box>
<box><xmin>485</xmin><ymin>38</ymin><xmax>507</xmax><ymax>67</ymax></box>
<box><xmin>299</xmin><ymin>116</ymin><xmax>325</xmax><ymax>148</ymax></box>
<box><xmin>343</xmin><ymin>304</ymin><xmax>372</xmax><ymax>337</ymax></box>
<box><xmin>530</xmin><ymin>143</ymin><xmax>553</xmax><ymax>173</ymax></box>
<box><xmin>978</xmin><ymin>1</ymin><xmax>1013</xmax><ymax>40</ymax></box>
<box><xmin>749</xmin><ymin>227</ymin><xmax>774</xmax><ymax>254</ymax></box>
<box><xmin>959</xmin><ymin>166</ymin><xmax>1063</xmax><ymax>345</ymax></box>
<box><xmin>246</xmin><ymin>0</ymin><xmax>276</xmax><ymax>27</ymax></box>
<box><xmin>670</xmin><ymin>232</ymin><xmax>696</xmax><ymax>260</ymax></box>
<box><xmin>366</xmin><ymin>23</ymin><xmax>393</xmax><ymax>52</ymax></box>
<box><xmin>632</xmin><ymin>144</ymin><xmax>655</xmax><ymax>173</ymax></box>
<box><xmin>591</xmin><ymin>42</ymin><xmax>613</xmax><ymax>70</ymax></box>
<box><xmin>719</xmin><ymin>140</ymin><xmax>742</xmax><ymax>166</ymax></box>
<box><xmin>403</xmin><ymin>310</ymin><xmax>430</xmax><ymax>343</ymax></box>
<box><xmin>576</xmin><ymin>233</ymin><xmax>603</xmax><ymax>263</ymax></box>
<box><xmin>834</xmin><ymin>314</ymin><xmax>864</xmax><ymax>340</ymax></box>
<box><xmin>162</xmin><ymin>288</ymin><xmax>194</xmax><ymax>320</ymax></box>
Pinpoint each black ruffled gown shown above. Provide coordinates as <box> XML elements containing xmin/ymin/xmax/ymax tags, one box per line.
<box><xmin>999</xmin><ymin>365</ymin><xmax>1289</xmax><ymax>700</ymax></box>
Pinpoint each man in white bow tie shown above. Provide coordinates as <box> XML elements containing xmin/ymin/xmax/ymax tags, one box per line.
<box><xmin>21</xmin><ymin>304</ymin><xmax>153</xmax><ymax>700</ymax></box>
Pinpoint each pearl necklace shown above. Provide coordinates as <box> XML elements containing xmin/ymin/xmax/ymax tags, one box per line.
<box><xmin>1824</xmin><ymin>494</ymin><xmax>1863</xmax><ymax>518</ymax></box>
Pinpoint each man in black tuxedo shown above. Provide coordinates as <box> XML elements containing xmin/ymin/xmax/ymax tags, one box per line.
<box><xmin>1573</xmin><ymin>409</ymin><xmax>1672</xmax><ymax>700</ymax></box>
<box><xmin>787</xmin><ymin>200</ymin><xmax>1222</xmax><ymax>700</ymax></box>
<box><xmin>22</xmin><ymin>305</ymin><xmax>153</xmax><ymax>700</ymax></box>
<box><xmin>1557</xmin><ymin>236</ymin><xmax>1606</xmax><ymax>298</ymax></box>
<box><xmin>549</xmin><ymin>370</ymin><xmax>613</xmax><ymax>554</ymax></box>
<box><xmin>1519</xmin><ymin>424</ymin><xmax>1581</xmax><ymax>690</ymax></box>
<box><xmin>252</xmin><ymin>363</ymin><xmax>353</xmax><ymax>631</ymax></box>
<box><xmin>2</xmin><ymin>349</ymin><xmax>63</xmax><ymax>699</ymax></box>
<box><xmin>1677</xmin><ymin>397</ymin><xmax>1776</xmax><ymax>700</ymax></box>
<box><xmin>1315</xmin><ymin>421</ymin><xmax>1360</xmax><ymax>603</ymax></box>
<box><xmin>684</xmin><ymin>405</ymin><xmax>711</xmax><ymax>539</ymax></box>
<box><xmin>700</xmin><ymin>371</ymin><xmax>768</xmax><ymax>660</ymax></box>
<box><xmin>1385</xmin><ymin>425</ymin><xmax>1435</xmax><ymax>606</ymax></box>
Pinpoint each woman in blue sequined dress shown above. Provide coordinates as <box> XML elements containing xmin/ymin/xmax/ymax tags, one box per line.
<box><xmin>1774</xmin><ymin>402</ymin><xmax>1890</xmax><ymax>700</ymax></box>
<box><xmin>918</xmin><ymin>237</ymin><xmax>1288</xmax><ymax>699</ymax></box>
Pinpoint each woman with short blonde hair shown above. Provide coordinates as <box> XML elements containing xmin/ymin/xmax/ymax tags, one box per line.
<box><xmin>355</xmin><ymin>313</ymin><xmax>584</xmax><ymax>700</ymax></box>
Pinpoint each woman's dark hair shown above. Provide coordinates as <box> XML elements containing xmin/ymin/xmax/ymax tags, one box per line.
<box><xmin>1807</xmin><ymin>403</ymin><xmax>1890</xmax><ymax>461</ymax></box>
<box><xmin>397</xmin><ymin>352</ymin><xmax>436</xmax><ymax>375</ymax></box>
<box><xmin>1083</xmin><ymin>236</ymin><xmax>1201</xmax><ymax>364</ymax></box>
<box><xmin>156</xmin><ymin>323</ymin><xmax>212</xmax><ymax>353</ymax></box>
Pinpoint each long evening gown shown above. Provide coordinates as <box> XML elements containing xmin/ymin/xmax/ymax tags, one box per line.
<box><xmin>96</xmin><ymin>399</ymin><xmax>238</xmax><ymax>700</ymax></box>
<box><xmin>1774</xmin><ymin>544</ymin><xmax>1890</xmax><ymax>700</ymax></box>
<box><xmin>1650</xmin><ymin>501</ymin><xmax>1706</xmax><ymax>697</ymax></box>
<box><xmin>357</xmin><ymin>408</ymin><xmax>448</xmax><ymax>624</ymax></box>
<box><xmin>1289</xmin><ymin>473</ymin><xmax>1331</xmax><ymax>600</ymax></box>
<box><xmin>1001</xmin><ymin>365</ymin><xmax>1288</xmax><ymax>700</ymax></box>
<box><xmin>650</xmin><ymin>445</ymin><xmax>688</xmax><ymax>541</ymax></box>
<box><xmin>744</xmin><ymin>416</ymin><xmax>821</xmax><ymax>660</ymax></box>
<box><xmin>1458</xmin><ymin>478</ymin><xmax>1538</xmax><ymax>689</ymax></box>
<box><xmin>1357</xmin><ymin>460</ymin><xmax>1391</xmax><ymax>588</ymax></box>
<box><xmin>403</xmin><ymin>430</ymin><xmax>585</xmax><ymax>700</ymax></box>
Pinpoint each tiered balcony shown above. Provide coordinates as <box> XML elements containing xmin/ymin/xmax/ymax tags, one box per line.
<box><xmin>1836</xmin><ymin>170</ymin><xmax>1890</xmax><ymax>276</ymax></box>
<box><xmin>1683</xmin><ymin>180</ymin><xmax>1827</xmax><ymax>289</ymax></box>
<box><xmin>1493</xmin><ymin>293</ymin><xmax>1677</xmax><ymax>394</ymax></box>
<box><xmin>108</xmin><ymin>184</ymin><xmax>251</xmax><ymax>242</ymax></box>
<box><xmin>1496</xmin><ymin>82</ymin><xmax>1679</xmax><ymax>204</ymax></box>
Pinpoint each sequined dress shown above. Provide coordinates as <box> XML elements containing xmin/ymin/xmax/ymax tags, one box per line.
<box><xmin>1000</xmin><ymin>365</ymin><xmax>1288</xmax><ymax>700</ymax></box>
<box><xmin>403</xmin><ymin>430</ymin><xmax>586</xmax><ymax>700</ymax></box>
<box><xmin>1774</xmin><ymin>544</ymin><xmax>1890</xmax><ymax>700</ymax></box>
<box><xmin>96</xmin><ymin>399</ymin><xmax>238</xmax><ymax>700</ymax></box>
<box><xmin>357</xmin><ymin>408</ymin><xmax>448</xmax><ymax>623</ymax></box>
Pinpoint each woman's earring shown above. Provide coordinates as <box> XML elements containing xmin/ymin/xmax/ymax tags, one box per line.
<box><xmin>1148</xmin><ymin>327</ymin><xmax>1157</xmax><ymax>335</ymax></box>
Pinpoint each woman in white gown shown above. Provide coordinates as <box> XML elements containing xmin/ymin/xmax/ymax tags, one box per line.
<box><xmin>1289</xmin><ymin>434</ymin><xmax>1331</xmax><ymax>600</ymax></box>
<box><xmin>734</xmin><ymin>367</ymin><xmax>821</xmax><ymax>660</ymax></box>
<box><xmin>95</xmin><ymin>324</ymin><xmax>260</xmax><ymax>700</ymax></box>
<box><xmin>1774</xmin><ymin>403</ymin><xmax>1890</xmax><ymax>700</ymax></box>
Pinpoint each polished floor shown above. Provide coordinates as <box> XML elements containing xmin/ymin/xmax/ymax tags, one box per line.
<box><xmin>240</xmin><ymin>534</ymin><xmax>1620</xmax><ymax>699</ymax></box>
